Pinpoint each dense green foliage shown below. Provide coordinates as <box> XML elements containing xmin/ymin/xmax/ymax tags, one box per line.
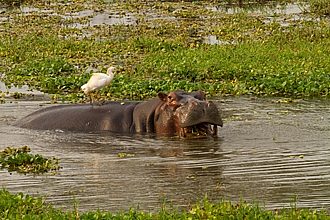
<box><xmin>0</xmin><ymin>189</ymin><xmax>328</xmax><ymax>219</ymax></box>
<box><xmin>0</xmin><ymin>146</ymin><xmax>60</xmax><ymax>174</ymax></box>
<box><xmin>0</xmin><ymin>0</ymin><xmax>329</xmax><ymax>102</ymax></box>
<box><xmin>310</xmin><ymin>0</ymin><xmax>330</xmax><ymax>16</ymax></box>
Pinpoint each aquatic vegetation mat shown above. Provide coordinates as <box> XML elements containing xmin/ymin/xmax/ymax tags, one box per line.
<box><xmin>0</xmin><ymin>146</ymin><xmax>61</xmax><ymax>174</ymax></box>
<box><xmin>0</xmin><ymin>0</ymin><xmax>329</xmax><ymax>101</ymax></box>
<box><xmin>310</xmin><ymin>0</ymin><xmax>330</xmax><ymax>16</ymax></box>
<box><xmin>0</xmin><ymin>189</ymin><xmax>328</xmax><ymax>219</ymax></box>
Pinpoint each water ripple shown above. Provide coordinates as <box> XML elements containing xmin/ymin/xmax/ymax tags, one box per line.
<box><xmin>0</xmin><ymin>97</ymin><xmax>329</xmax><ymax>211</ymax></box>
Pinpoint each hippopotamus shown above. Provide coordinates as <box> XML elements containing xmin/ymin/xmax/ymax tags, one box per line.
<box><xmin>15</xmin><ymin>90</ymin><xmax>223</xmax><ymax>137</ymax></box>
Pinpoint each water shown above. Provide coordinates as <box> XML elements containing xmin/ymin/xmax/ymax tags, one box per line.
<box><xmin>0</xmin><ymin>96</ymin><xmax>329</xmax><ymax>212</ymax></box>
<box><xmin>206</xmin><ymin>3</ymin><xmax>306</xmax><ymax>15</ymax></box>
<box><xmin>5</xmin><ymin>2</ymin><xmax>308</xmax><ymax>30</ymax></box>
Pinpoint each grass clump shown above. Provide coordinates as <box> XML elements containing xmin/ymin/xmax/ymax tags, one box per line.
<box><xmin>137</xmin><ymin>37</ymin><xmax>330</xmax><ymax>96</ymax></box>
<box><xmin>310</xmin><ymin>0</ymin><xmax>330</xmax><ymax>16</ymax></box>
<box><xmin>0</xmin><ymin>0</ymin><xmax>23</xmax><ymax>7</ymax></box>
<box><xmin>0</xmin><ymin>189</ymin><xmax>329</xmax><ymax>219</ymax></box>
<box><xmin>0</xmin><ymin>146</ymin><xmax>61</xmax><ymax>174</ymax></box>
<box><xmin>0</xmin><ymin>189</ymin><xmax>69</xmax><ymax>219</ymax></box>
<box><xmin>187</xmin><ymin>199</ymin><xmax>329</xmax><ymax>220</ymax></box>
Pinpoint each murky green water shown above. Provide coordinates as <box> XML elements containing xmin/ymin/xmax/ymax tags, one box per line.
<box><xmin>0</xmin><ymin>96</ymin><xmax>329</xmax><ymax>212</ymax></box>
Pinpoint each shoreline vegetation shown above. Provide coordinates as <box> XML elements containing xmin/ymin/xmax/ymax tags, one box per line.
<box><xmin>0</xmin><ymin>189</ymin><xmax>329</xmax><ymax>219</ymax></box>
<box><xmin>0</xmin><ymin>0</ymin><xmax>329</xmax><ymax>102</ymax></box>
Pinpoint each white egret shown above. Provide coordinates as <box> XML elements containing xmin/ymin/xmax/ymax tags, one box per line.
<box><xmin>81</xmin><ymin>66</ymin><xmax>116</xmax><ymax>104</ymax></box>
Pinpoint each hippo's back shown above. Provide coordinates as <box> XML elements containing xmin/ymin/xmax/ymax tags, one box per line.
<box><xmin>15</xmin><ymin>102</ymin><xmax>139</xmax><ymax>133</ymax></box>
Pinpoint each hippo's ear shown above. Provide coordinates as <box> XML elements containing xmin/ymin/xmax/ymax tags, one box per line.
<box><xmin>158</xmin><ymin>92</ymin><xmax>168</xmax><ymax>102</ymax></box>
<box><xmin>192</xmin><ymin>90</ymin><xmax>206</xmax><ymax>100</ymax></box>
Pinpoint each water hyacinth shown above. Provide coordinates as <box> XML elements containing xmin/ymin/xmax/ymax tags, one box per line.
<box><xmin>0</xmin><ymin>146</ymin><xmax>61</xmax><ymax>174</ymax></box>
<box><xmin>0</xmin><ymin>0</ymin><xmax>329</xmax><ymax>102</ymax></box>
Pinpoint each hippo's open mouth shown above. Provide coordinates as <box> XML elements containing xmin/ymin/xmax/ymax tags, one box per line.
<box><xmin>179</xmin><ymin>123</ymin><xmax>218</xmax><ymax>138</ymax></box>
<box><xmin>175</xmin><ymin>100</ymin><xmax>223</xmax><ymax>138</ymax></box>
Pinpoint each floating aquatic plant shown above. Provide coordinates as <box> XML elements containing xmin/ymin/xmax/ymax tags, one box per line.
<box><xmin>117</xmin><ymin>152</ymin><xmax>135</xmax><ymax>158</ymax></box>
<box><xmin>0</xmin><ymin>146</ymin><xmax>61</xmax><ymax>174</ymax></box>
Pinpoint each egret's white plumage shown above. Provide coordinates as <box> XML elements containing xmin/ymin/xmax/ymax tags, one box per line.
<box><xmin>81</xmin><ymin>66</ymin><xmax>116</xmax><ymax>103</ymax></box>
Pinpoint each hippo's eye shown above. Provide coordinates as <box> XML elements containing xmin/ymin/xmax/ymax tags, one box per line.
<box><xmin>168</xmin><ymin>96</ymin><xmax>174</xmax><ymax>103</ymax></box>
<box><xmin>167</xmin><ymin>96</ymin><xmax>178</xmax><ymax>106</ymax></box>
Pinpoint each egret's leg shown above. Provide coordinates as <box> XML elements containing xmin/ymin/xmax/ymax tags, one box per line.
<box><xmin>94</xmin><ymin>91</ymin><xmax>102</xmax><ymax>105</ymax></box>
<box><xmin>89</xmin><ymin>93</ymin><xmax>93</xmax><ymax>105</ymax></box>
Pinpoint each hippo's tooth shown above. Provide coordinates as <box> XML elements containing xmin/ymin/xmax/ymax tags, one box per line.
<box><xmin>212</xmin><ymin>125</ymin><xmax>218</xmax><ymax>136</ymax></box>
<box><xmin>206</xmin><ymin>124</ymin><xmax>212</xmax><ymax>135</ymax></box>
<box><xmin>180</xmin><ymin>128</ymin><xmax>186</xmax><ymax>137</ymax></box>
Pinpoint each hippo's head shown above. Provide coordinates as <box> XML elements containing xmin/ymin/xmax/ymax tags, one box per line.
<box><xmin>154</xmin><ymin>90</ymin><xmax>223</xmax><ymax>137</ymax></box>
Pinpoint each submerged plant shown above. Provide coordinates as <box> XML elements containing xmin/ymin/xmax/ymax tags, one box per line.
<box><xmin>117</xmin><ymin>152</ymin><xmax>135</xmax><ymax>158</ymax></box>
<box><xmin>0</xmin><ymin>146</ymin><xmax>61</xmax><ymax>174</ymax></box>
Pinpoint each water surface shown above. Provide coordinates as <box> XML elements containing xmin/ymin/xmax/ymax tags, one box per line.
<box><xmin>0</xmin><ymin>97</ymin><xmax>329</xmax><ymax>212</ymax></box>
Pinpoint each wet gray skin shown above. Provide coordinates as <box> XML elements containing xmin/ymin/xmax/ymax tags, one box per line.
<box><xmin>0</xmin><ymin>96</ymin><xmax>329</xmax><ymax>212</ymax></box>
